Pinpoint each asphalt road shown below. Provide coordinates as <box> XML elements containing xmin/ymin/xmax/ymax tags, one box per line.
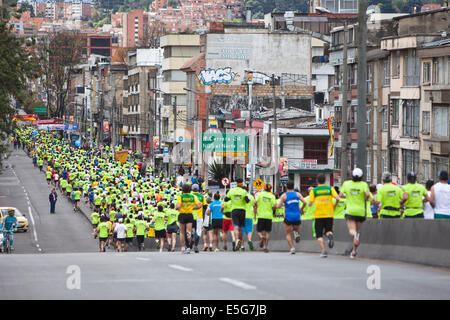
<box><xmin>1</xmin><ymin>147</ymin><xmax>450</xmax><ymax>300</ymax></box>
<box><xmin>0</xmin><ymin>147</ymin><xmax>97</xmax><ymax>254</ymax></box>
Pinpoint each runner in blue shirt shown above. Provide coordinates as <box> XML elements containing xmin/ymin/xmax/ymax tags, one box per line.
<box><xmin>205</xmin><ymin>192</ymin><xmax>223</xmax><ymax>252</ymax></box>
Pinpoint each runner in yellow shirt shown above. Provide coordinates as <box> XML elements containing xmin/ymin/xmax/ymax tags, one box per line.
<box><xmin>308</xmin><ymin>174</ymin><xmax>340</xmax><ymax>258</ymax></box>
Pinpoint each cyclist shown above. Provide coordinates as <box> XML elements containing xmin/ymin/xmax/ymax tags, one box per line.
<box><xmin>1</xmin><ymin>209</ymin><xmax>18</xmax><ymax>252</ymax></box>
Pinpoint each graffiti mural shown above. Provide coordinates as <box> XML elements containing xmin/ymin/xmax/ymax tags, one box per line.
<box><xmin>197</xmin><ymin>67</ymin><xmax>238</xmax><ymax>86</ymax></box>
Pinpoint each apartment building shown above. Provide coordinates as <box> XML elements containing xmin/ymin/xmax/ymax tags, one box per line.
<box><xmin>159</xmin><ymin>34</ymin><xmax>201</xmax><ymax>156</ymax></box>
<box><xmin>122</xmin><ymin>9</ymin><xmax>149</xmax><ymax>48</ymax></box>
<box><xmin>122</xmin><ymin>48</ymin><xmax>163</xmax><ymax>157</ymax></box>
<box><xmin>332</xmin><ymin>8</ymin><xmax>450</xmax><ymax>185</ymax></box>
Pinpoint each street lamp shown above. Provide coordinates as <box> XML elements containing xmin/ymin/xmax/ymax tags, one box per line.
<box><xmin>86</xmin><ymin>86</ymin><xmax>104</xmax><ymax>148</ymax></box>
<box><xmin>183</xmin><ymin>87</ymin><xmax>211</xmax><ymax>188</ymax></box>
<box><xmin>149</xmin><ymin>88</ymin><xmax>178</xmax><ymax>175</ymax></box>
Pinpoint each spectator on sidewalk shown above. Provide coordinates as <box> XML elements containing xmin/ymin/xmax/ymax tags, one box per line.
<box><xmin>430</xmin><ymin>171</ymin><xmax>450</xmax><ymax>219</ymax></box>
<box><xmin>49</xmin><ymin>188</ymin><xmax>58</xmax><ymax>214</ymax></box>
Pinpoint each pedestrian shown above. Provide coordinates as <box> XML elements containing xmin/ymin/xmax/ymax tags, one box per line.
<box><xmin>274</xmin><ymin>181</ymin><xmax>306</xmax><ymax>254</ymax></box>
<box><xmin>430</xmin><ymin>171</ymin><xmax>450</xmax><ymax>219</ymax></box>
<box><xmin>49</xmin><ymin>188</ymin><xmax>58</xmax><ymax>214</ymax></box>
<box><xmin>369</xmin><ymin>184</ymin><xmax>379</xmax><ymax>219</ymax></box>
<box><xmin>206</xmin><ymin>192</ymin><xmax>223</xmax><ymax>252</ymax></box>
<box><xmin>401</xmin><ymin>172</ymin><xmax>430</xmax><ymax>219</ymax></box>
<box><xmin>153</xmin><ymin>205</ymin><xmax>167</xmax><ymax>253</ymax></box>
<box><xmin>375</xmin><ymin>172</ymin><xmax>403</xmax><ymax>219</ymax></box>
<box><xmin>423</xmin><ymin>179</ymin><xmax>435</xmax><ymax>219</ymax></box>
<box><xmin>339</xmin><ymin>168</ymin><xmax>371</xmax><ymax>259</ymax></box>
<box><xmin>308</xmin><ymin>174</ymin><xmax>340</xmax><ymax>258</ymax></box>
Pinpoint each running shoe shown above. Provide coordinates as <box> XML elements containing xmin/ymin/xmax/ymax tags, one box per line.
<box><xmin>320</xmin><ymin>251</ymin><xmax>328</xmax><ymax>258</ymax></box>
<box><xmin>240</xmin><ymin>247</ymin><xmax>245</xmax><ymax>252</ymax></box>
<box><xmin>353</xmin><ymin>233</ymin><xmax>360</xmax><ymax>247</ymax></box>
<box><xmin>235</xmin><ymin>239</ymin><xmax>241</xmax><ymax>251</ymax></box>
<box><xmin>202</xmin><ymin>246</ymin><xmax>208</xmax><ymax>252</ymax></box>
<box><xmin>259</xmin><ymin>238</ymin><xmax>264</xmax><ymax>248</ymax></box>
<box><xmin>350</xmin><ymin>250</ymin><xmax>357</xmax><ymax>259</ymax></box>
<box><xmin>327</xmin><ymin>233</ymin><xmax>334</xmax><ymax>249</ymax></box>
<box><xmin>294</xmin><ymin>231</ymin><xmax>301</xmax><ymax>243</ymax></box>
<box><xmin>214</xmin><ymin>248</ymin><xmax>220</xmax><ymax>252</ymax></box>
<box><xmin>209</xmin><ymin>246</ymin><xmax>213</xmax><ymax>252</ymax></box>
<box><xmin>223</xmin><ymin>245</ymin><xmax>227</xmax><ymax>251</ymax></box>
<box><xmin>232</xmin><ymin>241</ymin><xmax>236</xmax><ymax>251</ymax></box>
<box><xmin>248</xmin><ymin>240</ymin><xmax>254</xmax><ymax>251</ymax></box>
<box><xmin>290</xmin><ymin>248</ymin><xmax>296</xmax><ymax>255</ymax></box>
<box><xmin>263</xmin><ymin>248</ymin><xmax>269</xmax><ymax>253</ymax></box>
<box><xmin>194</xmin><ymin>246</ymin><xmax>199</xmax><ymax>253</ymax></box>
<box><xmin>186</xmin><ymin>248</ymin><xmax>191</xmax><ymax>254</ymax></box>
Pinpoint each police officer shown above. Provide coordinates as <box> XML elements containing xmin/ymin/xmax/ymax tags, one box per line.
<box><xmin>375</xmin><ymin>172</ymin><xmax>403</xmax><ymax>219</ymax></box>
<box><xmin>401</xmin><ymin>172</ymin><xmax>430</xmax><ymax>219</ymax></box>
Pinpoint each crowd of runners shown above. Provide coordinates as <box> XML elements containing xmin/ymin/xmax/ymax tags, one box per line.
<box><xmin>10</xmin><ymin>126</ymin><xmax>450</xmax><ymax>259</ymax></box>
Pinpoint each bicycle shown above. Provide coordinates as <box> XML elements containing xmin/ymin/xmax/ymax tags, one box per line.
<box><xmin>2</xmin><ymin>230</ymin><xmax>14</xmax><ymax>254</ymax></box>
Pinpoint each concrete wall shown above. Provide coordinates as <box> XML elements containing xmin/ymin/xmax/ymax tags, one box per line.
<box><xmin>78</xmin><ymin>201</ymin><xmax>450</xmax><ymax>268</ymax></box>
<box><xmin>206</xmin><ymin>32</ymin><xmax>311</xmax><ymax>85</ymax></box>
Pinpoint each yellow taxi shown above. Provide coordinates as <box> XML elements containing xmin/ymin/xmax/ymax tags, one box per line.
<box><xmin>0</xmin><ymin>207</ymin><xmax>29</xmax><ymax>232</ymax></box>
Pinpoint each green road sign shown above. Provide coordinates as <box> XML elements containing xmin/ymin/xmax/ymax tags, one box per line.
<box><xmin>34</xmin><ymin>107</ymin><xmax>47</xmax><ymax>114</ymax></box>
<box><xmin>201</xmin><ymin>133</ymin><xmax>248</xmax><ymax>152</ymax></box>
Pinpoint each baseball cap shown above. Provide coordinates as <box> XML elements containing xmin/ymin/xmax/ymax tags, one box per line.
<box><xmin>352</xmin><ymin>168</ymin><xmax>363</xmax><ymax>178</ymax></box>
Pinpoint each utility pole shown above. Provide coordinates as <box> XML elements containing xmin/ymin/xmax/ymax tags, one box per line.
<box><xmin>357</xmin><ymin>0</ymin><xmax>368</xmax><ymax>176</ymax></box>
<box><xmin>272</xmin><ymin>73</ymin><xmax>279</xmax><ymax>192</ymax></box>
<box><xmin>340</xmin><ymin>22</ymin><xmax>349</xmax><ymax>182</ymax></box>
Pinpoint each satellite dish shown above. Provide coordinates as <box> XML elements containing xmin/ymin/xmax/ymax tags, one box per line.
<box><xmin>366</xmin><ymin>5</ymin><xmax>381</xmax><ymax>15</ymax></box>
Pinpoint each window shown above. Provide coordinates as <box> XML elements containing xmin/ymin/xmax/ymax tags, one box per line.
<box><xmin>403</xmin><ymin>149</ymin><xmax>419</xmax><ymax>184</ymax></box>
<box><xmin>432</xmin><ymin>156</ymin><xmax>449</xmax><ymax>179</ymax></box>
<box><xmin>366</xmin><ymin>64</ymin><xmax>372</xmax><ymax>93</ymax></box>
<box><xmin>422</xmin><ymin>111</ymin><xmax>430</xmax><ymax>134</ymax></box>
<box><xmin>422</xmin><ymin>160</ymin><xmax>429</xmax><ymax>182</ymax></box>
<box><xmin>382</xmin><ymin>150</ymin><xmax>388</xmax><ymax>172</ymax></box>
<box><xmin>334</xmin><ymin>147</ymin><xmax>341</xmax><ymax>169</ymax></box>
<box><xmin>403</xmin><ymin>100</ymin><xmax>419</xmax><ymax>137</ymax></box>
<box><xmin>382</xmin><ymin>106</ymin><xmax>388</xmax><ymax>131</ymax></box>
<box><xmin>383</xmin><ymin>59</ymin><xmax>390</xmax><ymax>86</ymax></box>
<box><xmin>432</xmin><ymin>105</ymin><xmax>449</xmax><ymax>137</ymax></box>
<box><xmin>423</xmin><ymin>61</ymin><xmax>431</xmax><ymax>84</ymax></box>
<box><xmin>390</xmin><ymin>148</ymin><xmax>399</xmax><ymax>175</ymax></box>
<box><xmin>432</xmin><ymin>57</ymin><xmax>446</xmax><ymax>85</ymax></box>
<box><xmin>404</xmin><ymin>49</ymin><xmax>420</xmax><ymax>86</ymax></box>
<box><xmin>392</xmin><ymin>51</ymin><xmax>400</xmax><ymax>78</ymax></box>
<box><xmin>303</xmin><ymin>139</ymin><xmax>328</xmax><ymax>165</ymax></box>
<box><xmin>392</xmin><ymin>100</ymin><xmax>399</xmax><ymax>126</ymax></box>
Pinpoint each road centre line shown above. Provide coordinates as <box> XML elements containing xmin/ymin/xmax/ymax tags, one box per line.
<box><xmin>168</xmin><ymin>264</ymin><xmax>193</xmax><ymax>272</ymax></box>
<box><xmin>219</xmin><ymin>278</ymin><xmax>257</xmax><ymax>290</ymax></box>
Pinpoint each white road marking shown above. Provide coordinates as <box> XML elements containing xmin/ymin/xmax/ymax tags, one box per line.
<box><xmin>219</xmin><ymin>278</ymin><xmax>257</xmax><ymax>290</ymax></box>
<box><xmin>28</xmin><ymin>206</ymin><xmax>38</xmax><ymax>243</ymax></box>
<box><xmin>136</xmin><ymin>257</ymin><xmax>150</xmax><ymax>261</ymax></box>
<box><xmin>168</xmin><ymin>264</ymin><xmax>193</xmax><ymax>272</ymax></box>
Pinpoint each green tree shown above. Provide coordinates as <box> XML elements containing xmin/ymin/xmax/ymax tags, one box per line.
<box><xmin>0</xmin><ymin>2</ymin><xmax>41</xmax><ymax>168</ymax></box>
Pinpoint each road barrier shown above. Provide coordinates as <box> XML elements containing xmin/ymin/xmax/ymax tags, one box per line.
<box><xmin>78</xmin><ymin>202</ymin><xmax>450</xmax><ymax>268</ymax></box>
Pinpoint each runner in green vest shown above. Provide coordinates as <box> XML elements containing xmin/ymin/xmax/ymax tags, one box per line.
<box><xmin>401</xmin><ymin>172</ymin><xmax>430</xmax><ymax>219</ymax></box>
<box><xmin>255</xmin><ymin>184</ymin><xmax>277</xmax><ymax>253</ymax></box>
<box><xmin>339</xmin><ymin>168</ymin><xmax>371</xmax><ymax>259</ymax></box>
<box><xmin>375</xmin><ymin>172</ymin><xmax>403</xmax><ymax>219</ymax></box>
